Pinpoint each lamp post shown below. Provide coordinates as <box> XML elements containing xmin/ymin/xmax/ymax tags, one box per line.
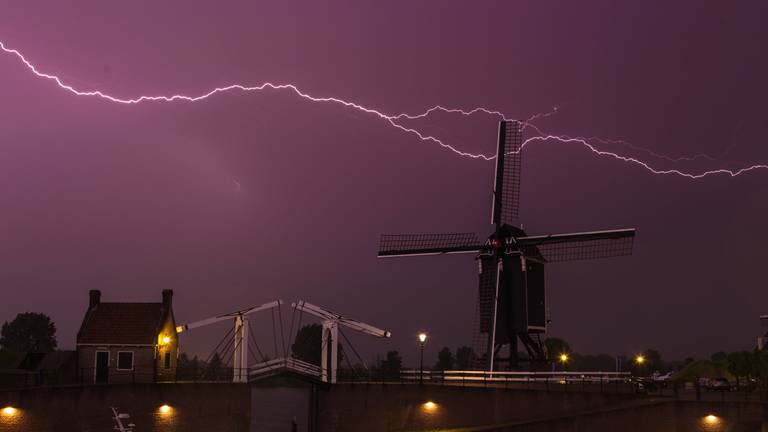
<box><xmin>418</xmin><ymin>332</ymin><xmax>427</xmax><ymax>384</ymax></box>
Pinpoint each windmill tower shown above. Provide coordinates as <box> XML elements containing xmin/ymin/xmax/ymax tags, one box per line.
<box><xmin>378</xmin><ymin>120</ymin><xmax>636</xmax><ymax>371</ymax></box>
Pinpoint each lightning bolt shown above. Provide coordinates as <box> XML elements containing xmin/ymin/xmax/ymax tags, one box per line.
<box><xmin>2</xmin><ymin>41</ymin><xmax>766</xmax><ymax>179</ymax></box>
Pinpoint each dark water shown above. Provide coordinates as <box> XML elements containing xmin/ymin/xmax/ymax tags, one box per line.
<box><xmin>1</xmin><ymin>384</ymin><xmax>767</xmax><ymax>432</ymax></box>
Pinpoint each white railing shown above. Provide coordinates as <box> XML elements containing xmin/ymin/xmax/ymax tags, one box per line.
<box><xmin>400</xmin><ymin>369</ymin><xmax>631</xmax><ymax>383</ymax></box>
<box><xmin>249</xmin><ymin>357</ymin><xmax>322</xmax><ymax>378</ymax></box>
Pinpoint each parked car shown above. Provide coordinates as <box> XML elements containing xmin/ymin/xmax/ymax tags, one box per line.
<box><xmin>705</xmin><ymin>377</ymin><xmax>731</xmax><ymax>392</ymax></box>
<box><xmin>735</xmin><ymin>378</ymin><xmax>757</xmax><ymax>392</ymax></box>
<box><xmin>652</xmin><ymin>372</ymin><xmax>673</xmax><ymax>388</ymax></box>
<box><xmin>631</xmin><ymin>377</ymin><xmax>658</xmax><ymax>393</ymax></box>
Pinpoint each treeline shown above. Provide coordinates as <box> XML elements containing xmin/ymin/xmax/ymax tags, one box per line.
<box><xmin>176</xmin><ymin>352</ymin><xmax>231</xmax><ymax>380</ymax></box>
<box><xmin>676</xmin><ymin>350</ymin><xmax>768</xmax><ymax>387</ymax></box>
<box><xmin>0</xmin><ymin>313</ymin><xmax>58</xmax><ymax>368</ymax></box>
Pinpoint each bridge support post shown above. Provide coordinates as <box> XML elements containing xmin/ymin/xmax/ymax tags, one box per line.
<box><xmin>233</xmin><ymin>315</ymin><xmax>249</xmax><ymax>383</ymax></box>
<box><xmin>321</xmin><ymin>320</ymin><xmax>338</xmax><ymax>384</ymax></box>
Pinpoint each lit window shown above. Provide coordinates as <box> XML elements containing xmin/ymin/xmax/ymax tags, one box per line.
<box><xmin>117</xmin><ymin>352</ymin><xmax>134</xmax><ymax>371</ymax></box>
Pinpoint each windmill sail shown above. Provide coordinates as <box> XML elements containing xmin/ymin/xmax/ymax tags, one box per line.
<box><xmin>477</xmin><ymin>255</ymin><xmax>498</xmax><ymax>333</ymax></box>
<box><xmin>492</xmin><ymin>120</ymin><xmax>523</xmax><ymax>226</ymax></box>
<box><xmin>378</xmin><ymin>232</ymin><xmax>483</xmax><ymax>257</ymax></box>
<box><xmin>517</xmin><ymin>228</ymin><xmax>635</xmax><ymax>263</ymax></box>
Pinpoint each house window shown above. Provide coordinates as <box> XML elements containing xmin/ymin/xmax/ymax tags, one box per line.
<box><xmin>117</xmin><ymin>351</ymin><xmax>134</xmax><ymax>371</ymax></box>
<box><xmin>164</xmin><ymin>352</ymin><xmax>171</xmax><ymax>369</ymax></box>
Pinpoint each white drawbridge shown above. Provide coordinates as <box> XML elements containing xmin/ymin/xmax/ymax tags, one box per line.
<box><xmin>176</xmin><ymin>300</ymin><xmax>282</xmax><ymax>383</ymax></box>
<box><xmin>291</xmin><ymin>300</ymin><xmax>391</xmax><ymax>384</ymax></box>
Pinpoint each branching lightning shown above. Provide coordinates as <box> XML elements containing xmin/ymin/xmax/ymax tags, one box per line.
<box><xmin>2</xmin><ymin>40</ymin><xmax>766</xmax><ymax>179</ymax></box>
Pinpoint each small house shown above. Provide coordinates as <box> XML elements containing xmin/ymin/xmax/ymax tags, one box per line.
<box><xmin>76</xmin><ymin>289</ymin><xmax>179</xmax><ymax>383</ymax></box>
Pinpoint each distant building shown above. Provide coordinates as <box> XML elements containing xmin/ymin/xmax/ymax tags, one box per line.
<box><xmin>0</xmin><ymin>351</ymin><xmax>77</xmax><ymax>389</ymax></box>
<box><xmin>759</xmin><ymin>315</ymin><xmax>768</xmax><ymax>350</ymax></box>
<box><xmin>76</xmin><ymin>289</ymin><xmax>179</xmax><ymax>383</ymax></box>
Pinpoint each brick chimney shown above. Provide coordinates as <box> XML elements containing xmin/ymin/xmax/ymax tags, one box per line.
<box><xmin>89</xmin><ymin>290</ymin><xmax>101</xmax><ymax>309</ymax></box>
<box><xmin>162</xmin><ymin>289</ymin><xmax>173</xmax><ymax>309</ymax></box>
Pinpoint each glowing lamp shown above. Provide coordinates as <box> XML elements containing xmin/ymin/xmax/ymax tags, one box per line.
<box><xmin>635</xmin><ymin>355</ymin><xmax>645</xmax><ymax>364</ymax></box>
<box><xmin>161</xmin><ymin>336</ymin><xmax>171</xmax><ymax>345</ymax></box>
<box><xmin>159</xmin><ymin>404</ymin><xmax>172</xmax><ymax>415</ymax></box>
<box><xmin>704</xmin><ymin>414</ymin><xmax>719</xmax><ymax>425</ymax></box>
<box><xmin>418</xmin><ymin>333</ymin><xmax>427</xmax><ymax>344</ymax></box>
<box><xmin>2</xmin><ymin>406</ymin><xmax>17</xmax><ymax>416</ymax></box>
<box><xmin>422</xmin><ymin>401</ymin><xmax>437</xmax><ymax>411</ymax></box>
<box><xmin>559</xmin><ymin>353</ymin><xmax>569</xmax><ymax>363</ymax></box>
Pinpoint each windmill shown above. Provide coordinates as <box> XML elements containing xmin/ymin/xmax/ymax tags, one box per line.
<box><xmin>378</xmin><ymin>120</ymin><xmax>636</xmax><ymax>371</ymax></box>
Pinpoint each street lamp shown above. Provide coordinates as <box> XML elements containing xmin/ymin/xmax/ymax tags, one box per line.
<box><xmin>634</xmin><ymin>354</ymin><xmax>645</xmax><ymax>378</ymax></box>
<box><xmin>418</xmin><ymin>332</ymin><xmax>427</xmax><ymax>384</ymax></box>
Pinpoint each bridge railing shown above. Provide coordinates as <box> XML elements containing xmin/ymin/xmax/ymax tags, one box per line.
<box><xmin>405</xmin><ymin>370</ymin><xmax>632</xmax><ymax>382</ymax></box>
<box><xmin>334</xmin><ymin>369</ymin><xmax>653</xmax><ymax>394</ymax></box>
<box><xmin>249</xmin><ymin>357</ymin><xmax>321</xmax><ymax>379</ymax></box>
<box><xmin>396</xmin><ymin>369</ymin><xmax>637</xmax><ymax>392</ymax></box>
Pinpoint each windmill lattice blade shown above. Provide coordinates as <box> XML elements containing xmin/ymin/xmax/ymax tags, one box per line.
<box><xmin>378</xmin><ymin>233</ymin><xmax>483</xmax><ymax>257</ymax></box>
<box><xmin>477</xmin><ymin>255</ymin><xmax>498</xmax><ymax>334</ymax></box>
<box><xmin>518</xmin><ymin>229</ymin><xmax>635</xmax><ymax>263</ymax></box>
<box><xmin>492</xmin><ymin>120</ymin><xmax>523</xmax><ymax>225</ymax></box>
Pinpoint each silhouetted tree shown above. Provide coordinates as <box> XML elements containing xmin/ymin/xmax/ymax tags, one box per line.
<box><xmin>292</xmin><ymin>324</ymin><xmax>322</xmax><ymax>365</ymax></box>
<box><xmin>433</xmin><ymin>347</ymin><xmax>454</xmax><ymax>371</ymax></box>
<box><xmin>710</xmin><ymin>351</ymin><xmax>727</xmax><ymax>363</ymax></box>
<box><xmin>379</xmin><ymin>350</ymin><xmax>402</xmax><ymax>380</ymax></box>
<box><xmin>291</xmin><ymin>323</ymin><xmax>344</xmax><ymax>366</ymax></box>
<box><xmin>544</xmin><ymin>337</ymin><xmax>570</xmax><ymax>360</ymax></box>
<box><xmin>751</xmin><ymin>350</ymin><xmax>768</xmax><ymax>387</ymax></box>
<box><xmin>455</xmin><ymin>346</ymin><xmax>475</xmax><ymax>369</ymax></box>
<box><xmin>0</xmin><ymin>312</ymin><xmax>57</xmax><ymax>353</ymax></box>
<box><xmin>205</xmin><ymin>352</ymin><xmax>227</xmax><ymax>381</ymax></box>
<box><xmin>177</xmin><ymin>353</ymin><xmax>202</xmax><ymax>380</ymax></box>
<box><xmin>727</xmin><ymin>351</ymin><xmax>753</xmax><ymax>389</ymax></box>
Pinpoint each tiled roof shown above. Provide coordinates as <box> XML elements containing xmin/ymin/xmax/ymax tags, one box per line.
<box><xmin>77</xmin><ymin>303</ymin><xmax>165</xmax><ymax>345</ymax></box>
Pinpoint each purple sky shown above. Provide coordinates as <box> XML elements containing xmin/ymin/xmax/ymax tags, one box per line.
<box><xmin>1</xmin><ymin>1</ymin><xmax>767</xmax><ymax>365</ymax></box>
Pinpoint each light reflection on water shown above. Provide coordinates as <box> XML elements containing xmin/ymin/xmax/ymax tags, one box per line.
<box><xmin>0</xmin><ymin>406</ymin><xmax>22</xmax><ymax>428</ymax></box>
<box><xmin>2</xmin><ymin>389</ymin><xmax>766</xmax><ymax>432</ymax></box>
